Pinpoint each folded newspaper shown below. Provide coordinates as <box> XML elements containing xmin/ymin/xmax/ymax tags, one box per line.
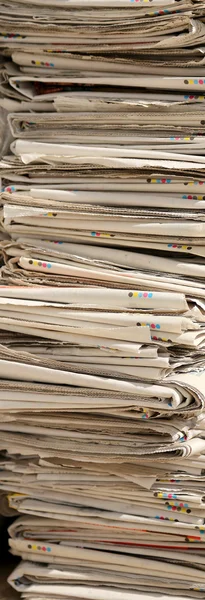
<box><xmin>1</xmin><ymin>0</ymin><xmax>205</xmax><ymax>599</ymax></box>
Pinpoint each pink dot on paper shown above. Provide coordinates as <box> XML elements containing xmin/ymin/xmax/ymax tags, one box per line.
<box><xmin>199</xmin><ymin>80</ymin><xmax>203</xmax><ymax>84</ymax></box>
<box><xmin>42</xmin><ymin>263</ymin><xmax>47</xmax><ymax>268</ymax></box>
<box><xmin>143</xmin><ymin>292</ymin><xmax>148</xmax><ymax>297</ymax></box>
<box><xmin>96</xmin><ymin>232</ymin><xmax>100</xmax><ymax>237</ymax></box>
<box><xmin>168</xmin><ymin>494</ymin><xmax>172</xmax><ymax>499</ymax></box>
<box><xmin>151</xmin><ymin>324</ymin><xmax>155</xmax><ymax>328</ymax></box>
<box><xmin>42</xmin><ymin>547</ymin><xmax>46</xmax><ymax>551</ymax></box>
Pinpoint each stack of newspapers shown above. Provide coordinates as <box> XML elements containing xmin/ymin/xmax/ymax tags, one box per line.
<box><xmin>1</xmin><ymin>0</ymin><xmax>205</xmax><ymax>599</ymax></box>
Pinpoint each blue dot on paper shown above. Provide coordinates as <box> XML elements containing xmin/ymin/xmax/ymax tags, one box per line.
<box><xmin>148</xmin><ymin>292</ymin><xmax>153</xmax><ymax>298</ymax></box>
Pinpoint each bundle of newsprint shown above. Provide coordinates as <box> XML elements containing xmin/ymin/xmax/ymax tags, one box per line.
<box><xmin>3</xmin><ymin>1</ymin><xmax>205</xmax><ymax>600</ymax></box>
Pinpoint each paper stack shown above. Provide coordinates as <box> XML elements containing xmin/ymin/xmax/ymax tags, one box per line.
<box><xmin>1</xmin><ymin>0</ymin><xmax>205</xmax><ymax>599</ymax></box>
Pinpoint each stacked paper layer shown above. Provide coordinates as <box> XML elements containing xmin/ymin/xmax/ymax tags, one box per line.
<box><xmin>1</xmin><ymin>0</ymin><xmax>205</xmax><ymax>599</ymax></box>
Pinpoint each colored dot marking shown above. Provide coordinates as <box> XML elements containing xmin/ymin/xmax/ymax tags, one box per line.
<box><xmin>128</xmin><ymin>292</ymin><xmax>153</xmax><ymax>299</ymax></box>
<box><xmin>167</xmin><ymin>243</ymin><xmax>192</xmax><ymax>250</ymax></box>
<box><xmin>31</xmin><ymin>59</ymin><xmax>55</xmax><ymax>67</ymax></box>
